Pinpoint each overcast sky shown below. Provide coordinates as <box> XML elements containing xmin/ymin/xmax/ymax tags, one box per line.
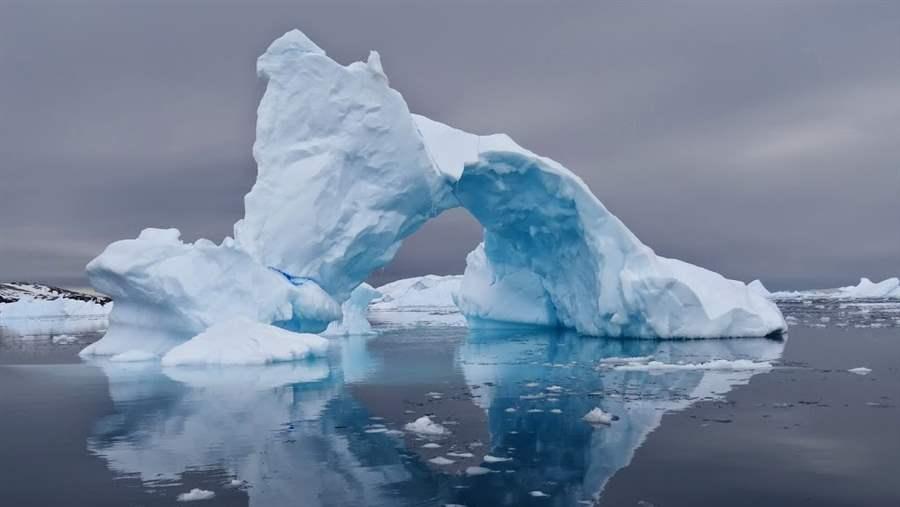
<box><xmin>1</xmin><ymin>1</ymin><xmax>898</xmax><ymax>290</ymax></box>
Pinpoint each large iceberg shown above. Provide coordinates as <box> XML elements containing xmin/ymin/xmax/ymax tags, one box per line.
<box><xmin>83</xmin><ymin>29</ymin><xmax>784</xmax><ymax>357</ymax></box>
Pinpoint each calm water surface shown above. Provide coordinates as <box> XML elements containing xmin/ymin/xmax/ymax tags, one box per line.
<box><xmin>1</xmin><ymin>298</ymin><xmax>898</xmax><ymax>506</ymax></box>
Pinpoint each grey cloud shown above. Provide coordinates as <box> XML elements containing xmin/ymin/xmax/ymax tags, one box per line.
<box><xmin>1</xmin><ymin>1</ymin><xmax>898</xmax><ymax>290</ymax></box>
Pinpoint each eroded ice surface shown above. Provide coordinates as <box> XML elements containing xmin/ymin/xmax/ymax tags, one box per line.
<box><xmin>84</xmin><ymin>29</ymin><xmax>785</xmax><ymax>358</ymax></box>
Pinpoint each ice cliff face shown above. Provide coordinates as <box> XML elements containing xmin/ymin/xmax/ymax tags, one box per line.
<box><xmin>84</xmin><ymin>29</ymin><xmax>785</xmax><ymax>357</ymax></box>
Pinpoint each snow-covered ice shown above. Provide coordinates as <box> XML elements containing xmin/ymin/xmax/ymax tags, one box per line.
<box><xmin>82</xmin><ymin>28</ymin><xmax>786</xmax><ymax>356</ymax></box>
<box><xmin>160</xmin><ymin>318</ymin><xmax>328</xmax><ymax>366</ymax></box>
<box><xmin>848</xmin><ymin>367</ymin><xmax>872</xmax><ymax>375</ymax></box>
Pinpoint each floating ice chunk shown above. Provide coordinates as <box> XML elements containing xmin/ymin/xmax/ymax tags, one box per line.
<box><xmin>550</xmin><ymin>408</ymin><xmax>562</xmax><ymax>414</ymax></box>
<box><xmin>321</xmin><ymin>283</ymin><xmax>380</xmax><ymax>336</ymax></box>
<box><xmin>160</xmin><ymin>318</ymin><xmax>328</xmax><ymax>366</ymax></box>
<box><xmin>504</xmin><ymin>407</ymin><xmax>517</xmax><ymax>413</ymax></box>
<box><xmin>51</xmin><ymin>334</ymin><xmax>79</xmax><ymax>345</ymax></box>
<box><xmin>545</xmin><ymin>385</ymin><xmax>563</xmax><ymax>392</ymax></box>
<box><xmin>225</xmin><ymin>479</ymin><xmax>244</xmax><ymax>488</ymax></box>
<box><xmin>529</xmin><ymin>490</ymin><xmax>550</xmax><ymax>497</ymax></box>
<box><xmin>482</xmin><ymin>455</ymin><xmax>512</xmax><ymax>463</ymax></box>
<box><xmin>422</xmin><ymin>443</ymin><xmax>442</xmax><ymax>449</ymax></box>
<box><xmin>464</xmin><ymin>466</ymin><xmax>491</xmax><ymax>476</ymax></box>
<box><xmin>848</xmin><ymin>367</ymin><xmax>872</xmax><ymax>375</ymax></box>
<box><xmin>447</xmin><ymin>451</ymin><xmax>475</xmax><ymax>458</ymax></box>
<box><xmin>429</xmin><ymin>456</ymin><xmax>455</xmax><ymax>466</ymax></box>
<box><xmin>611</xmin><ymin>359</ymin><xmax>772</xmax><ymax>372</ymax></box>
<box><xmin>404</xmin><ymin>416</ymin><xmax>448</xmax><ymax>436</ymax></box>
<box><xmin>583</xmin><ymin>407</ymin><xmax>614</xmax><ymax>425</ymax></box>
<box><xmin>109</xmin><ymin>350</ymin><xmax>158</xmax><ymax>363</ymax></box>
<box><xmin>176</xmin><ymin>489</ymin><xmax>215</xmax><ymax>502</ymax></box>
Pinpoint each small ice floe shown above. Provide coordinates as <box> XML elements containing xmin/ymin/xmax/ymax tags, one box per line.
<box><xmin>426</xmin><ymin>391</ymin><xmax>444</xmax><ymax>399</ymax></box>
<box><xmin>524</xmin><ymin>382</ymin><xmax>540</xmax><ymax>388</ymax></box>
<box><xmin>176</xmin><ymin>489</ymin><xmax>215</xmax><ymax>502</ymax></box>
<box><xmin>422</xmin><ymin>442</ymin><xmax>442</xmax><ymax>449</ymax></box>
<box><xmin>447</xmin><ymin>451</ymin><xmax>474</xmax><ymax>458</ymax></box>
<box><xmin>598</xmin><ymin>355</ymin><xmax>653</xmax><ymax>365</ymax></box>
<box><xmin>527</xmin><ymin>408</ymin><xmax>544</xmax><ymax>413</ymax></box>
<box><xmin>109</xmin><ymin>350</ymin><xmax>158</xmax><ymax>363</ymax></box>
<box><xmin>385</xmin><ymin>429</ymin><xmax>404</xmax><ymax>436</ymax></box>
<box><xmin>364</xmin><ymin>427</ymin><xmax>388</xmax><ymax>434</ymax></box>
<box><xmin>51</xmin><ymin>334</ymin><xmax>79</xmax><ymax>345</ymax></box>
<box><xmin>225</xmin><ymin>479</ymin><xmax>244</xmax><ymax>488</ymax></box>
<box><xmin>550</xmin><ymin>408</ymin><xmax>562</xmax><ymax>414</ymax></box>
<box><xmin>583</xmin><ymin>407</ymin><xmax>614</xmax><ymax>425</ymax></box>
<box><xmin>848</xmin><ymin>367</ymin><xmax>872</xmax><ymax>375</ymax></box>
<box><xmin>520</xmin><ymin>393</ymin><xmax>545</xmax><ymax>400</ymax></box>
<box><xmin>482</xmin><ymin>455</ymin><xmax>512</xmax><ymax>463</ymax></box>
<box><xmin>529</xmin><ymin>490</ymin><xmax>550</xmax><ymax>497</ymax></box>
<box><xmin>465</xmin><ymin>466</ymin><xmax>492</xmax><ymax>476</ymax></box>
<box><xmin>504</xmin><ymin>407</ymin><xmax>517</xmax><ymax>413</ymax></box>
<box><xmin>545</xmin><ymin>385</ymin><xmax>564</xmax><ymax>393</ymax></box>
<box><xmin>429</xmin><ymin>456</ymin><xmax>455</xmax><ymax>466</ymax></box>
<box><xmin>611</xmin><ymin>359</ymin><xmax>772</xmax><ymax>372</ymax></box>
<box><xmin>404</xmin><ymin>416</ymin><xmax>448</xmax><ymax>436</ymax></box>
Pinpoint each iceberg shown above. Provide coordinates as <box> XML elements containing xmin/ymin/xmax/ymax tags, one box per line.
<box><xmin>83</xmin><ymin>29</ymin><xmax>784</xmax><ymax>357</ymax></box>
<box><xmin>839</xmin><ymin>277</ymin><xmax>900</xmax><ymax>299</ymax></box>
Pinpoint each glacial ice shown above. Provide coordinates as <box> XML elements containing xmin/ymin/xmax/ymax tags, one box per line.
<box><xmin>83</xmin><ymin>28</ymin><xmax>785</xmax><ymax>358</ymax></box>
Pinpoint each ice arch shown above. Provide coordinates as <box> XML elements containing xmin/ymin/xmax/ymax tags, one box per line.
<box><xmin>83</xmin><ymin>30</ymin><xmax>784</xmax><ymax>357</ymax></box>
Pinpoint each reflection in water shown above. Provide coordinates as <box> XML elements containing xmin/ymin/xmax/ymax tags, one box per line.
<box><xmin>87</xmin><ymin>329</ymin><xmax>784</xmax><ymax>506</ymax></box>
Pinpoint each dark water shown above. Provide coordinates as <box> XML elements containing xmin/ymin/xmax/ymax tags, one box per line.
<box><xmin>1</xmin><ymin>300</ymin><xmax>898</xmax><ymax>506</ymax></box>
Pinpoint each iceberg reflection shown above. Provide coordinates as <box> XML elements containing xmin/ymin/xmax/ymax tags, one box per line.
<box><xmin>86</xmin><ymin>329</ymin><xmax>784</xmax><ymax>506</ymax></box>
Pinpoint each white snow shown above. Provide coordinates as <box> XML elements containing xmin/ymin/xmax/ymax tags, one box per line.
<box><xmin>160</xmin><ymin>318</ymin><xmax>328</xmax><ymax>366</ymax></box>
<box><xmin>482</xmin><ymin>455</ymin><xmax>512</xmax><ymax>463</ymax></box>
<box><xmin>403</xmin><ymin>416</ymin><xmax>448</xmax><ymax>436</ymax></box>
<box><xmin>464</xmin><ymin>466</ymin><xmax>491</xmax><ymax>476</ymax></box>
<box><xmin>529</xmin><ymin>491</ymin><xmax>550</xmax><ymax>498</ymax></box>
<box><xmin>583</xmin><ymin>407</ymin><xmax>614</xmax><ymax>425</ymax></box>
<box><xmin>82</xmin><ymin>28</ymin><xmax>787</xmax><ymax>353</ymax></box>
<box><xmin>422</xmin><ymin>443</ymin><xmax>441</xmax><ymax>449</ymax></box>
<box><xmin>176</xmin><ymin>489</ymin><xmax>215</xmax><ymax>502</ymax></box>
<box><xmin>848</xmin><ymin>367</ymin><xmax>872</xmax><ymax>375</ymax></box>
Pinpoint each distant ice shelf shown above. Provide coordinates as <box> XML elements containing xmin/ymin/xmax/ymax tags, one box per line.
<box><xmin>0</xmin><ymin>282</ymin><xmax>111</xmax><ymax>336</ymax></box>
